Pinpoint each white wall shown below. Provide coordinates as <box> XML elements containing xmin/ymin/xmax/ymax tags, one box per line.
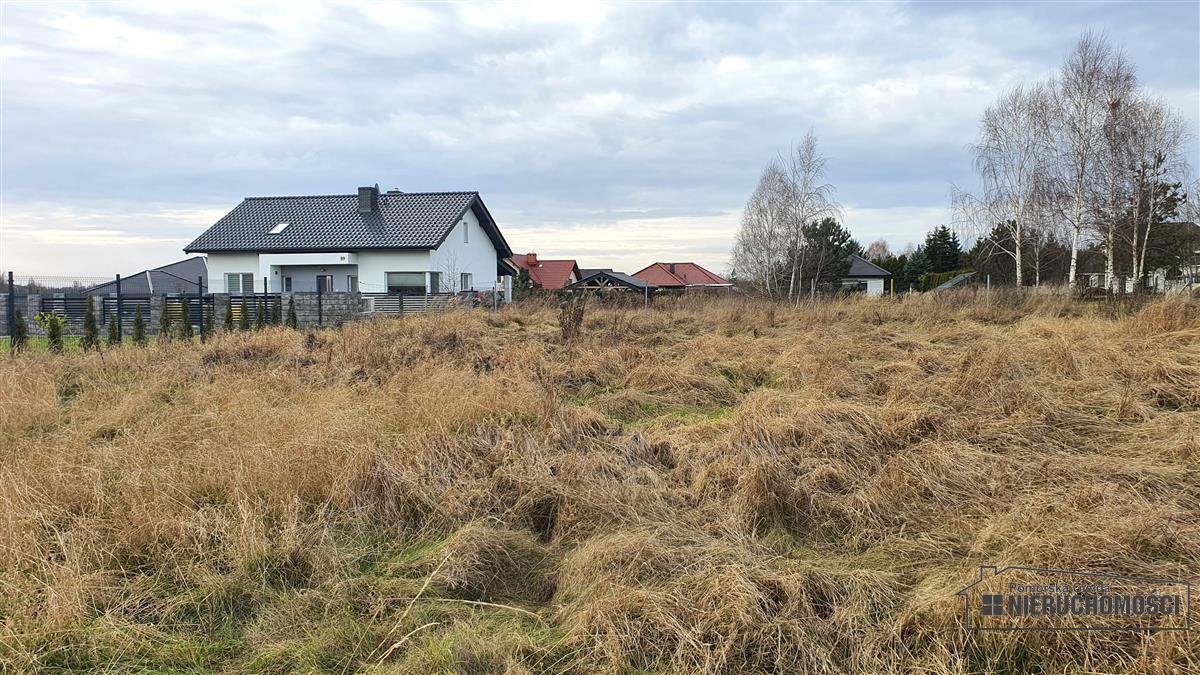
<box><xmin>278</xmin><ymin>264</ymin><xmax>359</xmax><ymax>292</ymax></box>
<box><xmin>842</xmin><ymin>276</ymin><xmax>887</xmax><ymax>296</ymax></box>
<box><xmin>262</xmin><ymin>253</ymin><xmax>357</xmax><ymax>292</ymax></box>
<box><xmin>205</xmin><ymin>253</ymin><xmax>260</xmax><ymax>293</ymax></box>
<box><xmin>429</xmin><ymin>207</ymin><xmax>502</xmax><ymax>293</ymax></box>
<box><xmin>356</xmin><ymin>250</ymin><xmax>432</xmax><ymax>293</ymax></box>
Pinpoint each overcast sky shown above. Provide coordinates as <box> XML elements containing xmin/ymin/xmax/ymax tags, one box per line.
<box><xmin>2</xmin><ymin>1</ymin><xmax>1197</xmax><ymax>278</ymax></box>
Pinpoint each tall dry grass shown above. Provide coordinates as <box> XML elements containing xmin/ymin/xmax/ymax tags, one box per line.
<box><xmin>1</xmin><ymin>292</ymin><xmax>1197</xmax><ymax>673</ymax></box>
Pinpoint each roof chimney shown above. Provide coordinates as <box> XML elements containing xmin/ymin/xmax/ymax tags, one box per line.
<box><xmin>668</xmin><ymin>263</ymin><xmax>676</xmax><ymax>275</ymax></box>
<box><xmin>357</xmin><ymin>186</ymin><xmax>379</xmax><ymax>213</ymax></box>
<box><xmin>526</xmin><ymin>252</ymin><xmax>538</xmax><ymax>266</ymax></box>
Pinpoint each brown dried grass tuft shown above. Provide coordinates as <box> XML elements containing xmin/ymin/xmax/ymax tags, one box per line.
<box><xmin>433</xmin><ymin>522</ymin><xmax>558</xmax><ymax>603</ymax></box>
<box><xmin>1</xmin><ymin>292</ymin><xmax>1198</xmax><ymax>672</ymax></box>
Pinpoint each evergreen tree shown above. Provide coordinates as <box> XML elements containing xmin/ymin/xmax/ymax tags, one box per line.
<box><xmin>224</xmin><ymin>299</ymin><xmax>234</xmax><ymax>331</ymax></box>
<box><xmin>1133</xmin><ymin>181</ymin><xmax>1188</xmax><ymax>277</ymax></box>
<box><xmin>799</xmin><ymin>217</ymin><xmax>860</xmax><ymax>285</ymax></box>
<box><xmin>903</xmin><ymin>247</ymin><xmax>931</xmax><ymax>290</ymax></box>
<box><xmin>35</xmin><ymin>312</ymin><xmax>64</xmax><ymax>353</ymax></box>
<box><xmin>81</xmin><ymin>297</ymin><xmax>100</xmax><ymax>351</ymax></box>
<box><xmin>178</xmin><ymin>299</ymin><xmax>194</xmax><ymax>339</ymax></box>
<box><xmin>11</xmin><ymin>309</ymin><xmax>28</xmax><ymax>352</ymax></box>
<box><xmin>923</xmin><ymin>225</ymin><xmax>963</xmax><ymax>273</ymax></box>
<box><xmin>968</xmin><ymin>223</ymin><xmax>1018</xmax><ymax>286</ymax></box>
<box><xmin>271</xmin><ymin>296</ymin><xmax>282</xmax><ymax>325</ymax></box>
<box><xmin>513</xmin><ymin>267</ymin><xmax>533</xmax><ymax>299</ymax></box>
<box><xmin>238</xmin><ymin>296</ymin><xmax>250</xmax><ymax>330</ymax></box>
<box><xmin>203</xmin><ymin>304</ymin><xmax>214</xmax><ymax>338</ymax></box>
<box><xmin>133</xmin><ymin>306</ymin><xmax>147</xmax><ymax>346</ymax></box>
<box><xmin>107</xmin><ymin>314</ymin><xmax>120</xmax><ymax>347</ymax></box>
<box><xmin>871</xmin><ymin>253</ymin><xmax>908</xmax><ymax>279</ymax></box>
<box><xmin>255</xmin><ymin>297</ymin><xmax>265</xmax><ymax>330</ymax></box>
<box><xmin>159</xmin><ymin>298</ymin><xmax>172</xmax><ymax>342</ymax></box>
<box><xmin>286</xmin><ymin>297</ymin><xmax>298</xmax><ymax>329</ymax></box>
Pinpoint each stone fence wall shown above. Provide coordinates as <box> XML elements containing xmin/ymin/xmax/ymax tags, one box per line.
<box><xmin>212</xmin><ymin>292</ymin><xmax>361</xmax><ymax>329</ymax></box>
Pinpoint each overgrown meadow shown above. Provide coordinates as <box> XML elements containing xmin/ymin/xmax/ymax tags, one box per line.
<box><xmin>1</xmin><ymin>292</ymin><xmax>1198</xmax><ymax>673</ymax></box>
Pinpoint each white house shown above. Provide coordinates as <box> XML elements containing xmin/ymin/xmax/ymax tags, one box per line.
<box><xmin>840</xmin><ymin>254</ymin><xmax>892</xmax><ymax>296</ymax></box>
<box><xmin>184</xmin><ymin>186</ymin><xmax>515</xmax><ymax>299</ymax></box>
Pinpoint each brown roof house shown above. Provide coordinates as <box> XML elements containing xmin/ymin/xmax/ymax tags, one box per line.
<box><xmin>632</xmin><ymin>262</ymin><xmax>731</xmax><ymax>290</ymax></box>
<box><xmin>511</xmin><ymin>253</ymin><xmax>581</xmax><ymax>290</ymax></box>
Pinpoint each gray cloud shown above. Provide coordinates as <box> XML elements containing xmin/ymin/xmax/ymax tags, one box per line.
<box><xmin>2</xmin><ymin>1</ymin><xmax>1196</xmax><ymax>276</ymax></box>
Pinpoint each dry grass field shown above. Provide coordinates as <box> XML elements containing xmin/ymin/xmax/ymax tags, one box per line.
<box><xmin>1</xmin><ymin>291</ymin><xmax>1198</xmax><ymax>673</ymax></box>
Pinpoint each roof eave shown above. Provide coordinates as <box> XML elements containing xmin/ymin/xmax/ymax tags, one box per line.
<box><xmin>185</xmin><ymin>245</ymin><xmax>438</xmax><ymax>254</ymax></box>
<box><xmin>430</xmin><ymin>195</ymin><xmax>513</xmax><ymax>260</ymax></box>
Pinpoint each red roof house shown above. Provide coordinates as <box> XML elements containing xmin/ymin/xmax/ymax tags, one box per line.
<box><xmin>633</xmin><ymin>262</ymin><xmax>731</xmax><ymax>290</ymax></box>
<box><xmin>511</xmin><ymin>252</ymin><xmax>581</xmax><ymax>290</ymax></box>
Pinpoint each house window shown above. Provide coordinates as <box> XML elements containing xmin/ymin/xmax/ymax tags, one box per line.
<box><xmin>284</xmin><ymin>277</ymin><xmax>292</xmax><ymax>292</ymax></box>
<box><xmin>460</xmin><ymin>273</ymin><xmax>472</xmax><ymax>291</ymax></box>
<box><xmin>463</xmin><ymin>221</ymin><xmax>469</xmax><ymax>243</ymax></box>
<box><xmin>347</xmin><ymin>275</ymin><xmax>358</xmax><ymax>292</ymax></box>
<box><xmin>316</xmin><ymin>275</ymin><xmax>334</xmax><ymax>293</ymax></box>
<box><xmin>225</xmin><ymin>273</ymin><xmax>254</xmax><ymax>295</ymax></box>
<box><xmin>429</xmin><ymin>272</ymin><xmax>441</xmax><ymax>294</ymax></box>
<box><xmin>386</xmin><ymin>272</ymin><xmax>425</xmax><ymax>295</ymax></box>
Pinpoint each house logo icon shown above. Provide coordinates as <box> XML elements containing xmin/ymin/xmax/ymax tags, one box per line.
<box><xmin>980</xmin><ymin>593</ymin><xmax>1004</xmax><ymax>617</ymax></box>
<box><xmin>957</xmin><ymin>565</ymin><xmax>1192</xmax><ymax>633</ymax></box>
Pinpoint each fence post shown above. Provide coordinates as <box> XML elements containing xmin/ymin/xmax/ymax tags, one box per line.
<box><xmin>197</xmin><ymin>275</ymin><xmax>206</xmax><ymax>341</ymax></box>
<box><xmin>115</xmin><ymin>274</ymin><xmax>122</xmax><ymax>342</ymax></box>
<box><xmin>6</xmin><ymin>271</ymin><xmax>14</xmax><ymax>352</ymax></box>
<box><xmin>317</xmin><ymin>280</ymin><xmax>323</xmax><ymax>327</ymax></box>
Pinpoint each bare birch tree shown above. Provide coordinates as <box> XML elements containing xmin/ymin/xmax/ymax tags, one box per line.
<box><xmin>731</xmin><ymin>160</ymin><xmax>791</xmax><ymax>298</ymax></box>
<box><xmin>954</xmin><ymin>83</ymin><xmax>1054</xmax><ymax>287</ymax></box>
<box><xmin>1095</xmin><ymin>54</ymin><xmax>1138</xmax><ymax>292</ymax></box>
<box><xmin>779</xmin><ymin>130</ymin><xmax>840</xmax><ymax>304</ymax></box>
<box><xmin>864</xmin><ymin>240</ymin><xmax>891</xmax><ymax>260</ymax></box>
<box><xmin>1127</xmin><ymin>99</ymin><xmax>1191</xmax><ymax>286</ymax></box>
<box><xmin>1048</xmin><ymin>31</ymin><xmax>1115</xmax><ymax>289</ymax></box>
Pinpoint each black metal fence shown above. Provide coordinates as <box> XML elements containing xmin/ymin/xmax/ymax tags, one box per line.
<box><xmin>3</xmin><ymin>269</ymin><xmax>482</xmax><ymax>351</ymax></box>
<box><xmin>3</xmin><ymin>270</ymin><xmax>210</xmax><ymax>342</ymax></box>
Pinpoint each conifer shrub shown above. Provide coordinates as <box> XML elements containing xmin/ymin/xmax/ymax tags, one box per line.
<box><xmin>132</xmin><ymin>306</ymin><xmax>147</xmax><ymax>346</ymax></box>
<box><xmin>34</xmin><ymin>312</ymin><xmax>64</xmax><ymax>353</ymax></box>
<box><xmin>81</xmin><ymin>297</ymin><xmax>100</xmax><ymax>351</ymax></box>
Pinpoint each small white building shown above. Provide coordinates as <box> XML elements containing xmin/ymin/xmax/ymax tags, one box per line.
<box><xmin>840</xmin><ymin>254</ymin><xmax>892</xmax><ymax>296</ymax></box>
<box><xmin>184</xmin><ymin>186</ymin><xmax>515</xmax><ymax>299</ymax></box>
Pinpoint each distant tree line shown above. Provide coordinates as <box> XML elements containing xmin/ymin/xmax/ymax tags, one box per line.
<box><xmin>733</xmin><ymin>31</ymin><xmax>1196</xmax><ymax>298</ymax></box>
<box><xmin>865</xmin><ymin>225</ymin><xmax>966</xmax><ymax>292</ymax></box>
<box><xmin>952</xmin><ymin>30</ymin><xmax>1194</xmax><ymax>291</ymax></box>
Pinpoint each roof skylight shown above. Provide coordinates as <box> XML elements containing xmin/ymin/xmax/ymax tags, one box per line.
<box><xmin>268</xmin><ymin>222</ymin><xmax>289</xmax><ymax>235</ymax></box>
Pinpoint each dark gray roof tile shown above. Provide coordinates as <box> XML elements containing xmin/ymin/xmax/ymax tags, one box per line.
<box><xmin>86</xmin><ymin>256</ymin><xmax>208</xmax><ymax>294</ymax></box>
<box><xmin>184</xmin><ymin>191</ymin><xmax>482</xmax><ymax>253</ymax></box>
<box><xmin>846</xmin><ymin>254</ymin><xmax>892</xmax><ymax>277</ymax></box>
<box><xmin>571</xmin><ymin>269</ymin><xmax>657</xmax><ymax>290</ymax></box>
